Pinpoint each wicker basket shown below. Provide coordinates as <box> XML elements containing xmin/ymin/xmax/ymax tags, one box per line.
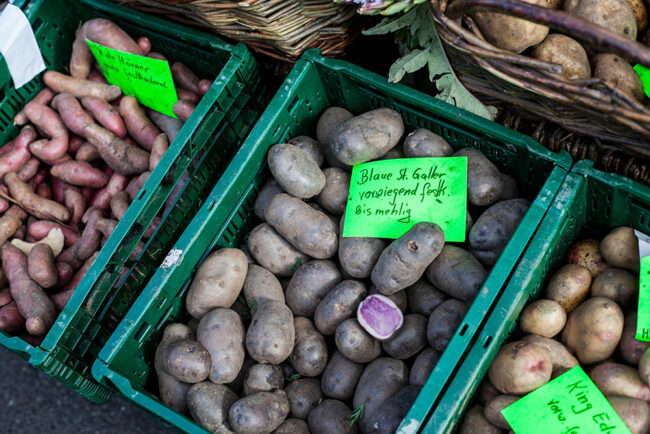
<box><xmin>431</xmin><ymin>0</ymin><xmax>650</xmax><ymax>158</ymax></box>
<box><xmin>114</xmin><ymin>0</ymin><xmax>360</xmax><ymax>60</ymax></box>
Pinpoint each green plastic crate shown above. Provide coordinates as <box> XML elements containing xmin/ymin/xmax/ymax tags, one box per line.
<box><xmin>93</xmin><ymin>48</ymin><xmax>570</xmax><ymax>432</ymax></box>
<box><xmin>423</xmin><ymin>160</ymin><xmax>650</xmax><ymax>433</ymax></box>
<box><xmin>0</xmin><ymin>0</ymin><xmax>263</xmax><ymax>402</ymax></box>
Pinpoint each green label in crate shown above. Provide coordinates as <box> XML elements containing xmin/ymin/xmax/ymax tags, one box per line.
<box><xmin>638</xmin><ymin>256</ymin><xmax>650</xmax><ymax>342</ymax></box>
<box><xmin>342</xmin><ymin>157</ymin><xmax>467</xmax><ymax>241</ymax></box>
<box><xmin>501</xmin><ymin>366</ymin><xmax>629</xmax><ymax>434</ymax></box>
<box><xmin>86</xmin><ymin>40</ymin><xmax>178</xmax><ymax>117</ymax></box>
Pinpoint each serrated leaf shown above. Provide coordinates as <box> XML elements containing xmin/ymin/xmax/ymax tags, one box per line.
<box><xmin>363</xmin><ymin>6</ymin><xmax>418</xmax><ymax>35</ymax></box>
<box><xmin>389</xmin><ymin>48</ymin><xmax>429</xmax><ymax>83</ymax></box>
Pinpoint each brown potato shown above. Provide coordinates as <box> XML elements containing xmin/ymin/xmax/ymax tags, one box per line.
<box><xmin>285</xmin><ymin>260</ymin><xmax>341</xmax><ymax>317</ymax></box>
<box><xmin>247</xmin><ymin>223</ymin><xmax>311</xmax><ymax>277</ymax></box>
<box><xmin>626</xmin><ymin>0</ymin><xmax>648</xmax><ymax>32</ymax></box>
<box><xmin>591</xmin><ymin>268</ymin><xmax>638</xmax><ymax>308</ymax></box>
<box><xmin>488</xmin><ymin>340</ymin><xmax>552</xmax><ymax>395</ymax></box>
<box><xmin>268</xmin><ymin>144</ymin><xmax>326</xmax><ymax>199</ymax></box>
<box><xmin>163</xmin><ymin>339</ymin><xmax>211</xmax><ymax>384</ymax></box>
<box><xmin>618</xmin><ymin>312</ymin><xmax>650</xmax><ymax>365</ymax></box>
<box><xmin>484</xmin><ymin>395</ymin><xmax>518</xmax><ymax>430</ymax></box>
<box><xmin>187</xmin><ymin>382</ymin><xmax>238</xmax><ymax>433</ymax></box>
<box><xmin>600</xmin><ymin>226</ymin><xmax>640</xmax><ymax>272</ymax></box>
<box><xmin>321</xmin><ymin>350</ymin><xmax>364</xmax><ymax>400</ymax></box>
<box><xmin>308</xmin><ymin>399</ymin><xmax>357</xmax><ymax>434</ymax></box>
<box><xmin>242</xmin><ymin>264</ymin><xmax>285</xmax><ymax>308</ymax></box>
<box><xmin>185</xmin><ymin>248</ymin><xmax>248</xmax><ymax>318</ymax></box>
<box><xmin>155</xmin><ymin>324</ymin><xmax>193</xmax><ymax>413</ymax></box>
<box><xmin>519</xmin><ymin>299</ymin><xmax>566</xmax><ymax>338</ymax></box>
<box><xmin>544</xmin><ymin>264</ymin><xmax>592</xmax><ymax>313</ymax></box>
<box><xmin>285</xmin><ymin>378</ymin><xmax>323</xmax><ymax>420</ymax></box>
<box><xmin>607</xmin><ymin>396</ymin><xmax>650</xmax><ymax>434</ymax></box>
<box><xmin>592</xmin><ymin>54</ymin><xmax>644</xmax><ymax>102</ymax></box>
<box><xmin>426</xmin><ymin>245</ymin><xmax>487</xmax><ymax>302</ymax></box>
<box><xmin>458</xmin><ymin>405</ymin><xmax>503</xmax><ymax>434</ymax></box>
<box><xmin>382</xmin><ymin>314</ymin><xmax>428</xmax><ymax>359</ymax></box>
<box><xmin>317</xmin><ymin>167</ymin><xmax>350</xmax><ymax>215</ymax></box>
<box><xmin>531</xmin><ymin>34</ymin><xmax>590</xmax><ymax>80</ymax></box>
<box><xmin>197</xmin><ymin>308</ymin><xmax>245</xmax><ymax>384</ymax></box>
<box><xmin>289</xmin><ymin>317</ymin><xmax>328</xmax><ymax>377</ymax></box>
<box><xmin>229</xmin><ymin>390</ymin><xmax>290</xmax><ymax>434</ymax></box>
<box><xmin>566</xmin><ymin>238</ymin><xmax>609</xmax><ymax>277</ymax></box>
<box><xmin>246</xmin><ymin>300</ymin><xmax>295</xmax><ymax>364</ymax></box>
<box><xmin>565</xmin><ymin>0</ymin><xmax>637</xmax><ymax>39</ymax></box>
<box><xmin>453</xmin><ymin>148</ymin><xmax>503</xmax><ymax>206</ymax></box>
<box><xmin>562</xmin><ymin>297</ymin><xmax>624</xmax><ymax>364</ymax></box>
<box><xmin>409</xmin><ymin>347</ymin><xmax>441</xmax><ymax>387</ymax></box>
<box><xmin>314</xmin><ymin>280</ymin><xmax>367</xmax><ymax>335</ymax></box>
<box><xmin>521</xmin><ymin>334</ymin><xmax>578</xmax><ymax>378</ymax></box>
<box><xmin>590</xmin><ymin>362</ymin><xmax>650</xmax><ymax>400</ymax></box>
<box><xmin>402</xmin><ymin>128</ymin><xmax>453</xmax><ymax>158</ymax></box>
<box><xmin>243</xmin><ymin>364</ymin><xmax>283</xmax><ymax>396</ymax></box>
<box><xmin>334</xmin><ymin>318</ymin><xmax>381</xmax><ymax>363</ymax></box>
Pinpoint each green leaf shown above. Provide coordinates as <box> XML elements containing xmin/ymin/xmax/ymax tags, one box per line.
<box><xmin>252</xmin><ymin>298</ymin><xmax>258</xmax><ymax>313</ymax></box>
<box><xmin>350</xmin><ymin>403</ymin><xmax>365</xmax><ymax>426</ymax></box>
<box><xmin>285</xmin><ymin>373</ymin><xmax>301</xmax><ymax>382</ymax></box>
<box><xmin>363</xmin><ymin>6</ymin><xmax>418</xmax><ymax>35</ymax></box>
<box><xmin>388</xmin><ymin>48</ymin><xmax>430</xmax><ymax>83</ymax></box>
<box><xmin>288</xmin><ymin>256</ymin><xmax>303</xmax><ymax>273</ymax></box>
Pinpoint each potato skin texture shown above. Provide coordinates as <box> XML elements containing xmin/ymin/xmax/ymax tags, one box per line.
<box><xmin>607</xmin><ymin>396</ymin><xmax>650</xmax><ymax>434</ymax></box>
<box><xmin>197</xmin><ymin>308</ymin><xmax>245</xmax><ymax>384</ymax></box>
<box><xmin>186</xmin><ymin>248</ymin><xmax>248</xmax><ymax>318</ymax></box>
<box><xmin>314</xmin><ymin>280</ymin><xmax>367</xmax><ymax>335</ymax></box>
<box><xmin>353</xmin><ymin>357</ymin><xmax>409</xmax><ymax>433</ymax></box>
<box><xmin>403</xmin><ymin>128</ymin><xmax>453</xmax><ymax>158</ymax></box>
<box><xmin>317</xmin><ymin>167</ymin><xmax>350</xmax><ymax>215</ymax></box>
<box><xmin>618</xmin><ymin>312</ymin><xmax>650</xmax><ymax>365</ymax></box>
<box><xmin>247</xmin><ymin>300</ymin><xmax>296</xmax><ymax>364</ymax></box>
<box><xmin>289</xmin><ymin>317</ymin><xmax>328</xmax><ymax>377</ymax></box>
<box><xmin>530</xmin><ymin>34</ymin><xmax>591</xmax><ymax>79</ymax></box>
<box><xmin>562</xmin><ymin>296</ymin><xmax>624</xmax><ymax>364</ymax></box>
<box><xmin>285</xmin><ymin>378</ymin><xmax>323</xmax><ymax>420</ymax></box>
<box><xmin>409</xmin><ymin>347</ymin><xmax>441</xmax><ymax>387</ymax></box>
<box><xmin>254</xmin><ymin>179</ymin><xmax>284</xmax><ymax>221</ymax></box>
<box><xmin>308</xmin><ymin>399</ymin><xmax>357</xmax><ymax>434</ymax></box>
<box><xmin>427</xmin><ymin>299</ymin><xmax>468</xmax><ymax>352</ymax></box>
<box><xmin>382</xmin><ymin>314</ymin><xmax>428</xmax><ymax>359</ymax></box>
<box><xmin>321</xmin><ymin>350</ymin><xmax>364</xmax><ymax>400</ymax></box>
<box><xmin>27</xmin><ymin>243</ymin><xmax>58</xmax><ymax>289</ymax></box>
<box><xmin>590</xmin><ymin>268</ymin><xmax>637</xmax><ymax>308</ymax></box>
<box><xmin>521</xmin><ymin>334</ymin><xmax>578</xmax><ymax>378</ymax></box>
<box><xmin>334</xmin><ymin>318</ymin><xmax>381</xmax><ymax>363</ymax></box>
<box><xmin>590</xmin><ymin>362</ymin><xmax>650</xmax><ymax>401</ymax></box>
<box><xmin>242</xmin><ymin>264</ymin><xmax>285</xmax><ymax>308</ymax></box>
<box><xmin>229</xmin><ymin>390</ymin><xmax>290</xmax><ymax>434</ymax></box>
<box><xmin>243</xmin><ymin>364</ymin><xmax>284</xmax><ymax>396</ymax></box>
<box><xmin>288</xmin><ymin>136</ymin><xmax>324</xmax><ymax>166</ymax></box>
<box><xmin>268</xmin><ymin>144</ymin><xmax>325</xmax><ymax>199</ymax></box>
<box><xmin>459</xmin><ymin>405</ymin><xmax>502</xmax><ymax>434</ymax></box>
<box><xmin>544</xmin><ymin>264</ymin><xmax>592</xmax><ymax>313</ymax></box>
<box><xmin>564</xmin><ymin>0</ymin><xmax>637</xmax><ymax>40</ymax></box>
<box><xmin>332</xmin><ymin>108</ymin><xmax>405</xmax><ymax>165</ymax></box>
<box><xmin>406</xmin><ymin>280</ymin><xmax>447</xmax><ymax>315</ymax></box>
<box><xmin>338</xmin><ymin>214</ymin><xmax>386</xmax><ymax>279</ymax></box>
<box><xmin>484</xmin><ymin>395</ymin><xmax>518</xmax><ymax>430</ymax></box>
<box><xmin>469</xmin><ymin>198</ymin><xmax>530</xmax><ymax>266</ymax></box>
<box><xmin>187</xmin><ymin>382</ymin><xmax>238</xmax><ymax>433</ymax></box>
<box><xmin>273</xmin><ymin>418</ymin><xmax>310</xmax><ymax>434</ymax></box>
<box><xmin>600</xmin><ymin>226</ymin><xmax>640</xmax><ymax>272</ymax></box>
<box><xmin>454</xmin><ymin>148</ymin><xmax>503</xmax><ymax>206</ymax></box>
<box><xmin>247</xmin><ymin>223</ymin><xmax>311</xmax><ymax>277</ymax></box>
<box><xmin>163</xmin><ymin>339</ymin><xmax>211</xmax><ymax>384</ymax></box>
<box><xmin>519</xmin><ymin>299</ymin><xmax>566</xmax><ymax>338</ymax></box>
<box><xmin>265</xmin><ymin>194</ymin><xmax>338</xmax><ymax>259</ymax></box>
<box><xmin>317</xmin><ymin>107</ymin><xmax>353</xmax><ymax>147</ymax></box>
<box><xmin>155</xmin><ymin>324</ymin><xmax>194</xmax><ymax>414</ymax></box>
<box><xmin>285</xmin><ymin>259</ymin><xmax>341</xmax><ymax>317</ymax></box>
<box><xmin>565</xmin><ymin>238</ymin><xmax>608</xmax><ymax>277</ymax></box>
<box><xmin>426</xmin><ymin>245</ymin><xmax>487</xmax><ymax>302</ymax></box>
<box><xmin>488</xmin><ymin>340</ymin><xmax>552</xmax><ymax>395</ymax></box>
<box><xmin>365</xmin><ymin>385</ymin><xmax>421</xmax><ymax>434</ymax></box>
<box><xmin>371</xmin><ymin>222</ymin><xmax>445</xmax><ymax>295</ymax></box>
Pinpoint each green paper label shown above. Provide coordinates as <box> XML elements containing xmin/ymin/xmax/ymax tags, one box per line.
<box><xmin>634</xmin><ymin>64</ymin><xmax>650</xmax><ymax>99</ymax></box>
<box><xmin>501</xmin><ymin>366</ymin><xmax>630</xmax><ymax>434</ymax></box>
<box><xmin>637</xmin><ymin>256</ymin><xmax>650</xmax><ymax>341</ymax></box>
<box><xmin>342</xmin><ymin>157</ymin><xmax>467</xmax><ymax>241</ymax></box>
<box><xmin>86</xmin><ymin>40</ymin><xmax>178</xmax><ymax>117</ymax></box>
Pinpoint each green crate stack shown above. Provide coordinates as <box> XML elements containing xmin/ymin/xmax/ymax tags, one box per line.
<box><xmin>423</xmin><ymin>159</ymin><xmax>650</xmax><ymax>433</ymax></box>
<box><xmin>0</xmin><ymin>0</ymin><xmax>264</xmax><ymax>402</ymax></box>
<box><xmin>92</xmin><ymin>48</ymin><xmax>571</xmax><ymax>432</ymax></box>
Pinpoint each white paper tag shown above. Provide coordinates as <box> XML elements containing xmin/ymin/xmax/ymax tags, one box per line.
<box><xmin>160</xmin><ymin>248</ymin><xmax>182</xmax><ymax>269</ymax></box>
<box><xmin>0</xmin><ymin>4</ymin><xmax>45</xmax><ymax>88</ymax></box>
<box><xmin>635</xmin><ymin>229</ymin><xmax>650</xmax><ymax>258</ymax></box>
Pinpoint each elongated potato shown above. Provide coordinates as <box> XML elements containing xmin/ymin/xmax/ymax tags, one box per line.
<box><xmin>242</xmin><ymin>264</ymin><xmax>285</xmax><ymax>308</ymax></box>
<box><xmin>426</xmin><ymin>245</ymin><xmax>486</xmax><ymax>302</ymax></box>
<box><xmin>247</xmin><ymin>223</ymin><xmax>311</xmax><ymax>277</ymax></box>
<box><xmin>544</xmin><ymin>264</ymin><xmax>592</xmax><ymax>313</ymax></box>
<box><xmin>488</xmin><ymin>340</ymin><xmax>552</xmax><ymax>395</ymax></box>
<box><xmin>371</xmin><ymin>222</ymin><xmax>445</xmax><ymax>295</ymax></box>
<box><xmin>403</xmin><ymin>128</ymin><xmax>453</xmax><ymax>158</ymax></box>
<box><xmin>186</xmin><ymin>248</ymin><xmax>248</xmax><ymax>318</ymax></box>
<box><xmin>308</xmin><ymin>399</ymin><xmax>357</xmax><ymax>434</ymax></box>
<box><xmin>163</xmin><ymin>339</ymin><xmax>211</xmax><ymax>384</ymax></box>
<box><xmin>289</xmin><ymin>317</ymin><xmax>328</xmax><ymax>377</ymax></box>
<box><xmin>382</xmin><ymin>314</ymin><xmax>427</xmax><ymax>359</ymax></box>
<box><xmin>155</xmin><ymin>323</ymin><xmax>193</xmax><ymax>413</ymax></box>
<box><xmin>365</xmin><ymin>385</ymin><xmax>421</xmax><ymax>434</ymax></box>
<box><xmin>607</xmin><ymin>396</ymin><xmax>650</xmax><ymax>434</ymax></box>
<box><xmin>268</xmin><ymin>144</ymin><xmax>326</xmax><ymax>199</ymax></box>
<box><xmin>409</xmin><ymin>347</ymin><xmax>441</xmax><ymax>387</ymax></box>
<box><xmin>187</xmin><ymin>382</ymin><xmax>238</xmax><ymax>433</ymax></box>
<box><xmin>27</xmin><ymin>244</ymin><xmax>58</xmax><ymax>289</ymax></box>
<box><xmin>285</xmin><ymin>378</ymin><xmax>323</xmax><ymax>420</ymax></box>
<box><xmin>454</xmin><ymin>148</ymin><xmax>503</xmax><ymax>206</ymax></box>
<box><xmin>314</xmin><ymin>280</ymin><xmax>366</xmax><ymax>335</ymax></box>
<box><xmin>246</xmin><ymin>300</ymin><xmax>295</xmax><ymax>364</ymax></box>
<box><xmin>254</xmin><ymin>179</ymin><xmax>284</xmax><ymax>221</ymax></box>
<box><xmin>335</xmin><ymin>318</ymin><xmax>381</xmax><ymax>363</ymax></box>
<box><xmin>265</xmin><ymin>194</ymin><xmax>338</xmax><ymax>259</ymax></box>
<box><xmin>590</xmin><ymin>363</ymin><xmax>650</xmax><ymax>401</ymax></box>
<box><xmin>317</xmin><ymin>167</ymin><xmax>350</xmax><ymax>215</ymax></box>
<box><xmin>197</xmin><ymin>308</ymin><xmax>245</xmax><ymax>384</ymax></box>
<box><xmin>321</xmin><ymin>351</ymin><xmax>364</xmax><ymax>400</ymax></box>
<box><xmin>243</xmin><ymin>364</ymin><xmax>283</xmax><ymax>395</ymax></box>
<box><xmin>338</xmin><ymin>213</ymin><xmax>386</xmax><ymax>279</ymax></box>
<box><xmin>285</xmin><ymin>260</ymin><xmax>341</xmax><ymax>317</ymax></box>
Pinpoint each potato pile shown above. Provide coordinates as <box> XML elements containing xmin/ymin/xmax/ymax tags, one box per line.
<box><xmin>460</xmin><ymin>227</ymin><xmax>650</xmax><ymax>434</ymax></box>
<box><xmin>0</xmin><ymin>18</ymin><xmax>211</xmax><ymax>341</ymax></box>
<box><xmin>154</xmin><ymin>106</ymin><xmax>533</xmax><ymax>433</ymax></box>
<box><xmin>473</xmin><ymin>0</ymin><xmax>647</xmax><ymax>101</ymax></box>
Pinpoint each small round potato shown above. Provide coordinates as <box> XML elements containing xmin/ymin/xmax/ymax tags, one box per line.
<box><xmin>453</xmin><ymin>148</ymin><xmax>503</xmax><ymax>207</ymax></box>
<box><xmin>163</xmin><ymin>339</ymin><xmax>211</xmax><ymax>384</ymax></box>
<box><xmin>246</xmin><ymin>300</ymin><xmax>296</xmax><ymax>365</ymax></box>
<box><xmin>403</xmin><ymin>128</ymin><xmax>453</xmax><ymax>158</ymax></box>
<box><xmin>285</xmin><ymin>378</ymin><xmax>323</xmax><ymax>420</ymax></box>
<box><xmin>488</xmin><ymin>340</ymin><xmax>552</xmax><ymax>395</ymax></box>
<box><xmin>406</xmin><ymin>280</ymin><xmax>447</xmax><ymax>315</ymax></box>
<box><xmin>459</xmin><ymin>405</ymin><xmax>502</xmax><ymax>434</ymax></box>
<box><xmin>353</xmin><ymin>357</ymin><xmax>409</xmax><ymax>433</ymax></box>
<box><xmin>522</xmin><ymin>334</ymin><xmax>578</xmax><ymax>378</ymax></box>
<box><xmin>243</xmin><ymin>364</ymin><xmax>284</xmax><ymax>395</ymax></box>
<box><xmin>317</xmin><ymin>167</ymin><xmax>350</xmax><ymax>215</ymax></box>
<box><xmin>266</xmin><ymin>193</ymin><xmax>338</xmax><ymax>259</ymax></box>
<box><xmin>409</xmin><ymin>347</ymin><xmax>441</xmax><ymax>387</ymax></box>
<box><xmin>592</xmin><ymin>54</ymin><xmax>644</xmax><ymax>102</ymax></box>
<box><xmin>332</xmin><ymin>108</ymin><xmax>405</xmax><ymax>165</ymax></box>
<box><xmin>530</xmin><ymin>34</ymin><xmax>591</xmax><ymax>80</ymax></box>
<box><xmin>564</xmin><ymin>0</ymin><xmax>637</xmax><ymax>40</ymax></box>
<box><xmin>382</xmin><ymin>314</ymin><xmax>428</xmax><ymax>359</ymax></box>
<box><xmin>285</xmin><ymin>260</ymin><xmax>341</xmax><ymax>317</ymax></box>
<box><xmin>427</xmin><ymin>299</ymin><xmax>468</xmax><ymax>352</ymax></box>
<box><xmin>566</xmin><ymin>238</ymin><xmax>609</xmax><ymax>277</ymax></box>
<box><xmin>426</xmin><ymin>245</ymin><xmax>487</xmax><ymax>302</ymax></box>
<box><xmin>229</xmin><ymin>390</ymin><xmax>290</xmax><ymax>434</ymax></box>
<box><xmin>254</xmin><ymin>179</ymin><xmax>284</xmax><ymax>221</ymax></box>
<box><xmin>338</xmin><ymin>215</ymin><xmax>386</xmax><ymax>279</ymax></box>
<box><xmin>197</xmin><ymin>308</ymin><xmax>246</xmax><ymax>384</ymax></box>
<box><xmin>185</xmin><ymin>248</ymin><xmax>248</xmax><ymax>318</ymax></box>
<box><xmin>268</xmin><ymin>143</ymin><xmax>326</xmax><ymax>199</ymax></box>
<box><xmin>544</xmin><ymin>263</ymin><xmax>592</xmax><ymax>313</ymax></box>
<box><xmin>562</xmin><ymin>296</ymin><xmax>624</xmax><ymax>364</ymax></box>
<box><xmin>187</xmin><ymin>382</ymin><xmax>238</xmax><ymax>433</ymax></box>
<box><xmin>242</xmin><ymin>264</ymin><xmax>285</xmax><ymax>309</ymax></box>
<box><xmin>308</xmin><ymin>399</ymin><xmax>357</xmax><ymax>434</ymax></box>
<box><xmin>590</xmin><ymin>362</ymin><xmax>650</xmax><ymax>401</ymax></box>
<box><xmin>335</xmin><ymin>318</ymin><xmax>381</xmax><ymax>363</ymax></box>
<box><xmin>600</xmin><ymin>226</ymin><xmax>640</xmax><ymax>272</ymax></box>
<box><xmin>321</xmin><ymin>350</ymin><xmax>365</xmax><ymax>400</ymax></box>
<box><xmin>288</xmin><ymin>136</ymin><xmax>324</xmax><ymax>166</ymax></box>
<box><xmin>289</xmin><ymin>317</ymin><xmax>328</xmax><ymax>377</ymax></box>
<box><xmin>314</xmin><ymin>280</ymin><xmax>367</xmax><ymax>335</ymax></box>
<box><xmin>484</xmin><ymin>395</ymin><xmax>518</xmax><ymax>430</ymax></box>
<box><xmin>247</xmin><ymin>223</ymin><xmax>311</xmax><ymax>277</ymax></box>
<box><xmin>519</xmin><ymin>299</ymin><xmax>566</xmax><ymax>338</ymax></box>
<box><xmin>273</xmin><ymin>418</ymin><xmax>310</xmax><ymax>434</ymax></box>
<box><xmin>608</xmin><ymin>396</ymin><xmax>650</xmax><ymax>434</ymax></box>
<box><xmin>371</xmin><ymin>222</ymin><xmax>445</xmax><ymax>295</ymax></box>
<box><xmin>590</xmin><ymin>268</ymin><xmax>638</xmax><ymax>308</ymax></box>
<box><xmin>618</xmin><ymin>312</ymin><xmax>650</xmax><ymax>365</ymax></box>
<box><xmin>155</xmin><ymin>324</ymin><xmax>193</xmax><ymax>413</ymax></box>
